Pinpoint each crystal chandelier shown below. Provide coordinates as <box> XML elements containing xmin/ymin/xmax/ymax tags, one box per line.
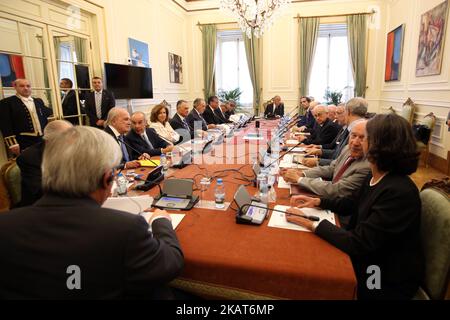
<box><xmin>220</xmin><ymin>0</ymin><xmax>292</xmax><ymax>38</ymax></box>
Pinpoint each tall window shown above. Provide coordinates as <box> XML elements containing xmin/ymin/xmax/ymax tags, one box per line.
<box><xmin>309</xmin><ymin>24</ymin><xmax>354</xmax><ymax>103</ymax></box>
<box><xmin>215</xmin><ymin>30</ymin><xmax>253</xmax><ymax>106</ymax></box>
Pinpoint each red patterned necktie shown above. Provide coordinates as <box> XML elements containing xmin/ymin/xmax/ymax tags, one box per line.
<box><xmin>332</xmin><ymin>156</ymin><xmax>356</xmax><ymax>183</ymax></box>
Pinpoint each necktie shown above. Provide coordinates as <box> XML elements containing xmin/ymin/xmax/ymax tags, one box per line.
<box><xmin>119</xmin><ymin>135</ymin><xmax>130</xmax><ymax>162</ymax></box>
<box><xmin>95</xmin><ymin>92</ymin><xmax>102</xmax><ymax>119</ymax></box>
<box><xmin>142</xmin><ymin>133</ymin><xmax>154</xmax><ymax>149</ymax></box>
<box><xmin>200</xmin><ymin>115</ymin><xmax>208</xmax><ymax>128</ymax></box>
<box><xmin>332</xmin><ymin>156</ymin><xmax>355</xmax><ymax>183</ymax></box>
<box><xmin>182</xmin><ymin>118</ymin><xmax>189</xmax><ymax>130</ymax></box>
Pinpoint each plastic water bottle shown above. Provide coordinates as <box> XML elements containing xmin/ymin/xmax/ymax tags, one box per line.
<box><xmin>214</xmin><ymin>178</ymin><xmax>225</xmax><ymax>209</ymax></box>
<box><xmin>117</xmin><ymin>173</ymin><xmax>128</xmax><ymax>196</ymax></box>
<box><xmin>257</xmin><ymin>173</ymin><xmax>268</xmax><ymax>204</ymax></box>
<box><xmin>160</xmin><ymin>154</ymin><xmax>169</xmax><ymax>173</ymax></box>
<box><xmin>268</xmin><ymin>185</ymin><xmax>277</xmax><ymax>203</ymax></box>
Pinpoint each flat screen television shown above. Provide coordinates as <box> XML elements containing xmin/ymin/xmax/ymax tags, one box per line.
<box><xmin>104</xmin><ymin>63</ymin><xmax>153</xmax><ymax>99</ymax></box>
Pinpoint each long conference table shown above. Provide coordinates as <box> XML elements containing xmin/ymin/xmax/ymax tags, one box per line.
<box><xmin>127</xmin><ymin>119</ymin><xmax>357</xmax><ymax>300</ymax></box>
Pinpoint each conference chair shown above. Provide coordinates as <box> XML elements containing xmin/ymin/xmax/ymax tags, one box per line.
<box><xmin>387</xmin><ymin>106</ymin><xmax>396</xmax><ymax>114</ymax></box>
<box><xmin>0</xmin><ymin>160</ymin><xmax>21</xmax><ymax>211</ymax></box>
<box><xmin>400</xmin><ymin>98</ymin><xmax>416</xmax><ymax>125</ymax></box>
<box><xmin>414</xmin><ymin>186</ymin><xmax>450</xmax><ymax>300</ymax></box>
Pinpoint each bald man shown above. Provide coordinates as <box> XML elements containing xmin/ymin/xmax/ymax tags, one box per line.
<box><xmin>16</xmin><ymin>120</ymin><xmax>73</xmax><ymax>206</ymax></box>
<box><xmin>0</xmin><ymin>78</ymin><xmax>53</xmax><ymax>155</ymax></box>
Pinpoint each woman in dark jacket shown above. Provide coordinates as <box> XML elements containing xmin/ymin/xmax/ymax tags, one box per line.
<box><xmin>286</xmin><ymin>113</ymin><xmax>424</xmax><ymax>300</ymax></box>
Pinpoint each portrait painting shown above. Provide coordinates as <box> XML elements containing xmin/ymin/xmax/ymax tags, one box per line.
<box><xmin>416</xmin><ymin>1</ymin><xmax>448</xmax><ymax>77</ymax></box>
<box><xmin>169</xmin><ymin>53</ymin><xmax>183</xmax><ymax>84</ymax></box>
<box><xmin>385</xmin><ymin>24</ymin><xmax>405</xmax><ymax>81</ymax></box>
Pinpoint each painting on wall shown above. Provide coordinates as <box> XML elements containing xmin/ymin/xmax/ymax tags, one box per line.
<box><xmin>415</xmin><ymin>0</ymin><xmax>449</xmax><ymax>77</ymax></box>
<box><xmin>128</xmin><ymin>38</ymin><xmax>150</xmax><ymax>68</ymax></box>
<box><xmin>168</xmin><ymin>53</ymin><xmax>183</xmax><ymax>84</ymax></box>
<box><xmin>385</xmin><ymin>24</ymin><xmax>405</xmax><ymax>81</ymax></box>
<box><xmin>0</xmin><ymin>54</ymin><xmax>25</xmax><ymax>87</ymax></box>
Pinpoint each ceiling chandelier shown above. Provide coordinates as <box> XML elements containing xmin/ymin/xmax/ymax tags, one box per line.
<box><xmin>220</xmin><ymin>0</ymin><xmax>292</xmax><ymax>38</ymax></box>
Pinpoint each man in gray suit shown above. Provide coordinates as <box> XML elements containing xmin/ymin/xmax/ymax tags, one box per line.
<box><xmin>280</xmin><ymin>121</ymin><xmax>370</xmax><ymax>199</ymax></box>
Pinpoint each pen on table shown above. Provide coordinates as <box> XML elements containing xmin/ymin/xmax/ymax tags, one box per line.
<box><xmin>285</xmin><ymin>211</ymin><xmax>320</xmax><ymax>221</ymax></box>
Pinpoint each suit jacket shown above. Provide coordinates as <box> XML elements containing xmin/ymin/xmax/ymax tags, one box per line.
<box><xmin>304</xmin><ymin>118</ymin><xmax>341</xmax><ymax>146</ymax></box>
<box><xmin>264</xmin><ymin>103</ymin><xmax>284</xmax><ymax>117</ymax></box>
<box><xmin>202</xmin><ymin>106</ymin><xmax>222</xmax><ymax>125</ymax></box>
<box><xmin>214</xmin><ymin>108</ymin><xmax>232</xmax><ymax>124</ymax></box>
<box><xmin>0</xmin><ymin>95</ymin><xmax>52</xmax><ymax>150</ymax></box>
<box><xmin>16</xmin><ymin>140</ymin><xmax>44</xmax><ymax>207</ymax></box>
<box><xmin>125</xmin><ymin>128</ymin><xmax>168</xmax><ymax>160</ymax></box>
<box><xmin>104</xmin><ymin>126</ymin><xmax>133</xmax><ymax>165</ymax></box>
<box><xmin>319</xmin><ymin>127</ymin><xmax>350</xmax><ymax>166</ymax></box>
<box><xmin>85</xmin><ymin>90</ymin><xmax>116</xmax><ymax>128</ymax></box>
<box><xmin>0</xmin><ymin>193</ymin><xmax>184</xmax><ymax>299</ymax></box>
<box><xmin>186</xmin><ymin>109</ymin><xmax>208</xmax><ymax>132</ymax></box>
<box><xmin>297</xmin><ymin>108</ymin><xmax>316</xmax><ymax>129</ymax></box>
<box><xmin>169</xmin><ymin>113</ymin><xmax>193</xmax><ymax>140</ymax></box>
<box><xmin>298</xmin><ymin>146</ymin><xmax>370</xmax><ymax>199</ymax></box>
<box><xmin>61</xmin><ymin>90</ymin><xmax>79</xmax><ymax>125</ymax></box>
<box><xmin>317</xmin><ymin>173</ymin><xmax>424</xmax><ymax>299</ymax></box>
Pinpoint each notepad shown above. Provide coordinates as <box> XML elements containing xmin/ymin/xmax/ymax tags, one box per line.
<box><xmin>138</xmin><ymin>159</ymin><xmax>161</xmax><ymax>167</ymax></box>
<box><xmin>268</xmin><ymin>205</ymin><xmax>335</xmax><ymax>233</ymax></box>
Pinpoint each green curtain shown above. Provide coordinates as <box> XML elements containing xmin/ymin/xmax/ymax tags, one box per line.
<box><xmin>347</xmin><ymin>14</ymin><xmax>367</xmax><ymax>97</ymax></box>
<box><xmin>73</xmin><ymin>37</ymin><xmax>87</xmax><ymax>64</ymax></box>
<box><xmin>298</xmin><ymin>17</ymin><xmax>320</xmax><ymax>100</ymax></box>
<box><xmin>243</xmin><ymin>32</ymin><xmax>263</xmax><ymax>115</ymax></box>
<box><xmin>201</xmin><ymin>25</ymin><xmax>217</xmax><ymax>101</ymax></box>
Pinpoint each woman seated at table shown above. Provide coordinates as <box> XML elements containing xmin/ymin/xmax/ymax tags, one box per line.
<box><xmin>286</xmin><ymin>113</ymin><xmax>424</xmax><ymax>300</ymax></box>
<box><xmin>149</xmin><ymin>103</ymin><xmax>180</xmax><ymax>144</ymax></box>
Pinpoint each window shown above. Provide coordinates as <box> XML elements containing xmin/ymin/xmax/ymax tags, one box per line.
<box><xmin>215</xmin><ymin>30</ymin><xmax>253</xmax><ymax>106</ymax></box>
<box><xmin>309</xmin><ymin>24</ymin><xmax>354</xmax><ymax>103</ymax></box>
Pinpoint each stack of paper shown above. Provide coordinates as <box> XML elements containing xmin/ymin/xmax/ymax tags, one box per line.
<box><xmin>268</xmin><ymin>205</ymin><xmax>335</xmax><ymax>233</ymax></box>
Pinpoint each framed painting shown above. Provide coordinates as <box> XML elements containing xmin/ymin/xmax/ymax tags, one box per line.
<box><xmin>416</xmin><ymin>1</ymin><xmax>449</xmax><ymax>77</ymax></box>
<box><xmin>385</xmin><ymin>24</ymin><xmax>405</xmax><ymax>81</ymax></box>
<box><xmin>168</xmin><ymin>52</ymin><xmax>183</xmax><ymax>84</ymax></box>
<box><xmin>128</xmin><ymin>38</ymin><xmax>150</xmax><ymax>68</ymax></box>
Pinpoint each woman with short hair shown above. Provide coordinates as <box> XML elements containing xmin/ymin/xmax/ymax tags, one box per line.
<box><xmin>286</xmin><ymin>113</ymin><xmax>424</xmax><ymax>300</ymax></box>
<box><xmin>148</xmin><ymin>104</ymin><xmax>180</xmax><ymax>144</ymax></box>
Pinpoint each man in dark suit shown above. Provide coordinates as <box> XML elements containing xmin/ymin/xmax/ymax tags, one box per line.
<box><xmin>203</xmin><ymin>96</ymin><xmax>223</xmax><ymax>125</ymax></box>
<box><xmin>170</xmin><ymin>100</ymin><xmax>193</xmax><ymax>140</ymax></box>
<box><xmin>298</xmin><ymin>105</ymin><xmax>341</xmax><ymax>146</ymax></box>
<box><xmin>16</xmin><ymin>120</ymin><xmax>73</xmax><ymax>207</ymax></box>
<box><xmin>264</xmin><ymin>95</ymin><xmax>284</xmax><ymax>118</ymax></box>
<box><xmin>85</xmin><ymin>77</ymin><xmax>115</xmax><ymax>129</ymax></box>
<box><xmin>296</xmin><ymin>96</ymin><xmax>316</xmax><ymax>131</ymax></box>
<box><xmin>215</xmin><ymin>102</ymin><xmax>233</xmax><ymax>124</ymax></box>
<box><xmin>125</xmin><ymin>111</ymin><xmax>173</xmax><ymax>160</ymax></box>
<box><xmin>0</xmin><ymin>78</ymin><xmax>52</xmax><ymax>156</ymax></box>
<box><xmin>186</xmin><ymin>98</ymin><xmax>215</xmax><ymax>137</ymax></box>
<box><xmin>60</xmin><ymin>78</ymin><xmax>80</xmax><ymax>126</ymax></box>
<box><xmin>0</xmin><ymin>126</ymin><xmax>184</xmax><ymax>299</ymax></box>
<box><xmin>104</xmin><ymin>108</ymin><xmax>141</xmax><ymax>169</ymax></box>
<box><xmin>225</xmin><ymin>100</ymin><xmax>236</xmax><ymax>119</ymax></box>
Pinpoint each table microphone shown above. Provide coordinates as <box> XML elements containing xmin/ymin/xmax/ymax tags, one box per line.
<box><xmin>117</xmin><ymin>136</ymin><xmax>159</xmax><ymax>167</ymax></box>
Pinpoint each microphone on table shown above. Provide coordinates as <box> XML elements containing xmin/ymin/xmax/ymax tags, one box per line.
<box><xmin>117</xmin><ymin>136</ymin><xmax>160</xmax><ymax>167</ymax></box>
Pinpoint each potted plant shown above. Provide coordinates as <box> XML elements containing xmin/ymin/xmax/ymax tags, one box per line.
<box><xmin>324</xmin><ymin>88</ymin><xmax>343</xmax><ymax>105</ymax></box>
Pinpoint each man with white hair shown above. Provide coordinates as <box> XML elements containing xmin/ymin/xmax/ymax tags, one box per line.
<box><xmin>104</xmin><ymin>107</ymin><xmax>141</xmax><ymax>169</ymax></box>
<box><xmin>264</xmin><ymin>95</ymin><xmax>284</xmax><ymax>118</ymax></box>
<box><xmin>297</xmin><ymin>105</ymin><xmax>341</xmax><ymax>146</ymax></box>
<box><xmin>16</xmin><ymin>120</ymin><xmax>73</xmax><ymax>207</ymax></box>
<box><xmin>0</xmin><ymin>126</ymin><xmax>184</xmax><ymax>299</ymax></box>
<box><xmin>0</xmin><ymin>78</ymin><xmax>52</xmax><ymax>155</ymax></box>
<box><xmin>327</xmin><ymin>104</ymin><xmax>337</xmax><ymax>122</ymax></box>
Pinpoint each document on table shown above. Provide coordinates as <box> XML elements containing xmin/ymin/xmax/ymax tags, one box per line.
<box><xmin>285</xmin><ymin>139</ymin><xmax>300</xmax><ymax>145</ymax></box>
<box><xmin>268</xmin><ymin>205</ymin><xmax>335</xmax><ymax>233</ymax></box>
<box><xmin>102</xmin><ymin>195</ymin><xmax>185</xmax><ymax>230</ymax></box>
<box><xmin>277</xmin><ymin>177</ymin><xmax>290</xmax><ymax>189</ymax></box>
<box><xmin>279</xmin><ymin>154</ymin><xmax>309</xmax><ymax>169</ymax></box>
